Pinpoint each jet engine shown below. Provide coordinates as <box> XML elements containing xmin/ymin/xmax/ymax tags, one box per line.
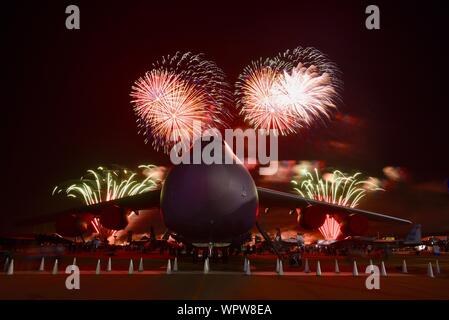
<box><xmin>55</xmin><ymin>213</ymin><xmax>94</xmax><ymax>237</ymax></box>
<box><xmin>99</xmin><ymin>206</ymin><xmax>129</xmax><ymax>230</ymax></box>
<box><xmin>297</xmin><ymin>205</ymin><xmax>327</xmax><ymax>230</ymax></box>
<box><xmin>339</xmin><ymin>214</ymin><xmax>369</xmax><ymax>236</ymax></box>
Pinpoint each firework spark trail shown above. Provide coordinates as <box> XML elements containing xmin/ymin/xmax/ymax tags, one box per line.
<box><xmin>91</xmin><ymin>217</ymin><xmax>118</xmax><ymax>239</ymax></box>
<box><xmin>319</xmin><ymin>215</ymin><xmax>341</xmax><ymax>240</ymax></box>
<box><xmin>292</xmin><ymin>168</ymin><xmax>383</xmax><ymax>240</ymax></box>
<box><xmin>131</xmin><ymin>52</ymin><xmax>232</xmax><ymax>152</ymax></box>
<box><xmin>53</xmin><ymin>167</ymin><xmax>159</xmax><ymax>205</ymax></box>
<box><xmin>292</xmin><ymin>169</ymin><xmax>382</xmax><ymax>207</ymax></box>
<box><xmin>236</xmin><ymin>46</ymin><xmax>342</xmax><ymax>135</ymax></box>
<box><xmin>52</xmin><ymin>165</ymin><xmax>160</xmax><ymax>235</ymax></box>
<box><xmin>131</xmin><ymin>71</ymin><xmax>211</xmax><ymax>150</ymax></box>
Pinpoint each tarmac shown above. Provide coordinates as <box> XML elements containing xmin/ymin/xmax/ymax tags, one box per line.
<box><xmin>1</xmin><ymin>252</ymin><xmax>448</xmax><ymax>299</ymax></box>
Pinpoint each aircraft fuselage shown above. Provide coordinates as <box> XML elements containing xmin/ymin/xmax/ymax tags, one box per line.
<box><xmin>160</xmin><ymin>163</ymin><xmax>258</xmax><ymax>243</ymax></box>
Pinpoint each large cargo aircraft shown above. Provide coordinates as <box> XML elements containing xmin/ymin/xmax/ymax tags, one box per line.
<box><xmin>21</xmin><ymin>153</ymin><xmax>412</xmax><ymax>254</ymax></box>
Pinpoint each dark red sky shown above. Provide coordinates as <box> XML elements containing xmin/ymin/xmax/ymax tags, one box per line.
<box><xmin>2</xmin><ymin>0</ymin><xmax>448</xmax><ymax>230</ymax></box>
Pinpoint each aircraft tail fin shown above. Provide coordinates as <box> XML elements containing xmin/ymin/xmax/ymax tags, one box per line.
<box><xmin>405</xmin><ymin>224</ymin><xmax>421</xmax><ymax>243</ymax></box>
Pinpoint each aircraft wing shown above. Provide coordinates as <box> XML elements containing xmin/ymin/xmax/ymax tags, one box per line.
<box><xmin>19</xmin><ymin>189</ymin><xmax>162</xmax><ymax>226</ymax></box>
<box><xmin>257</xmin><ymin>187</ymin><xmax>412</xmax><ymax>224</ymax></box>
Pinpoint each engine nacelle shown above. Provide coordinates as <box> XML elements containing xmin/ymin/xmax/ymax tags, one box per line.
<box><xmin>340</xmin><ymin>214</ymin><xmax>369</xmax><ymax>236</ymax></box>
<box><xmin>298</xmin><ymin>205</ymin><xmax>327</xmax><ymax>230</ymax></box>
<box><xmin>55</xmin><ymin>213</ymin><xmax>93</xmax><ymax>237</ymax></box>
<box><xmin>99</xmin><ymin>206</ymin><xmax>129</xmax><ymax>230</ymax></box>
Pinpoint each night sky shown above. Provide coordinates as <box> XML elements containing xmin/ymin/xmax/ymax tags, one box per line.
<box><xmin>2</xmin><ymin>1</ymin><xmax>448</xmax><ymax>233</ymax></box>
